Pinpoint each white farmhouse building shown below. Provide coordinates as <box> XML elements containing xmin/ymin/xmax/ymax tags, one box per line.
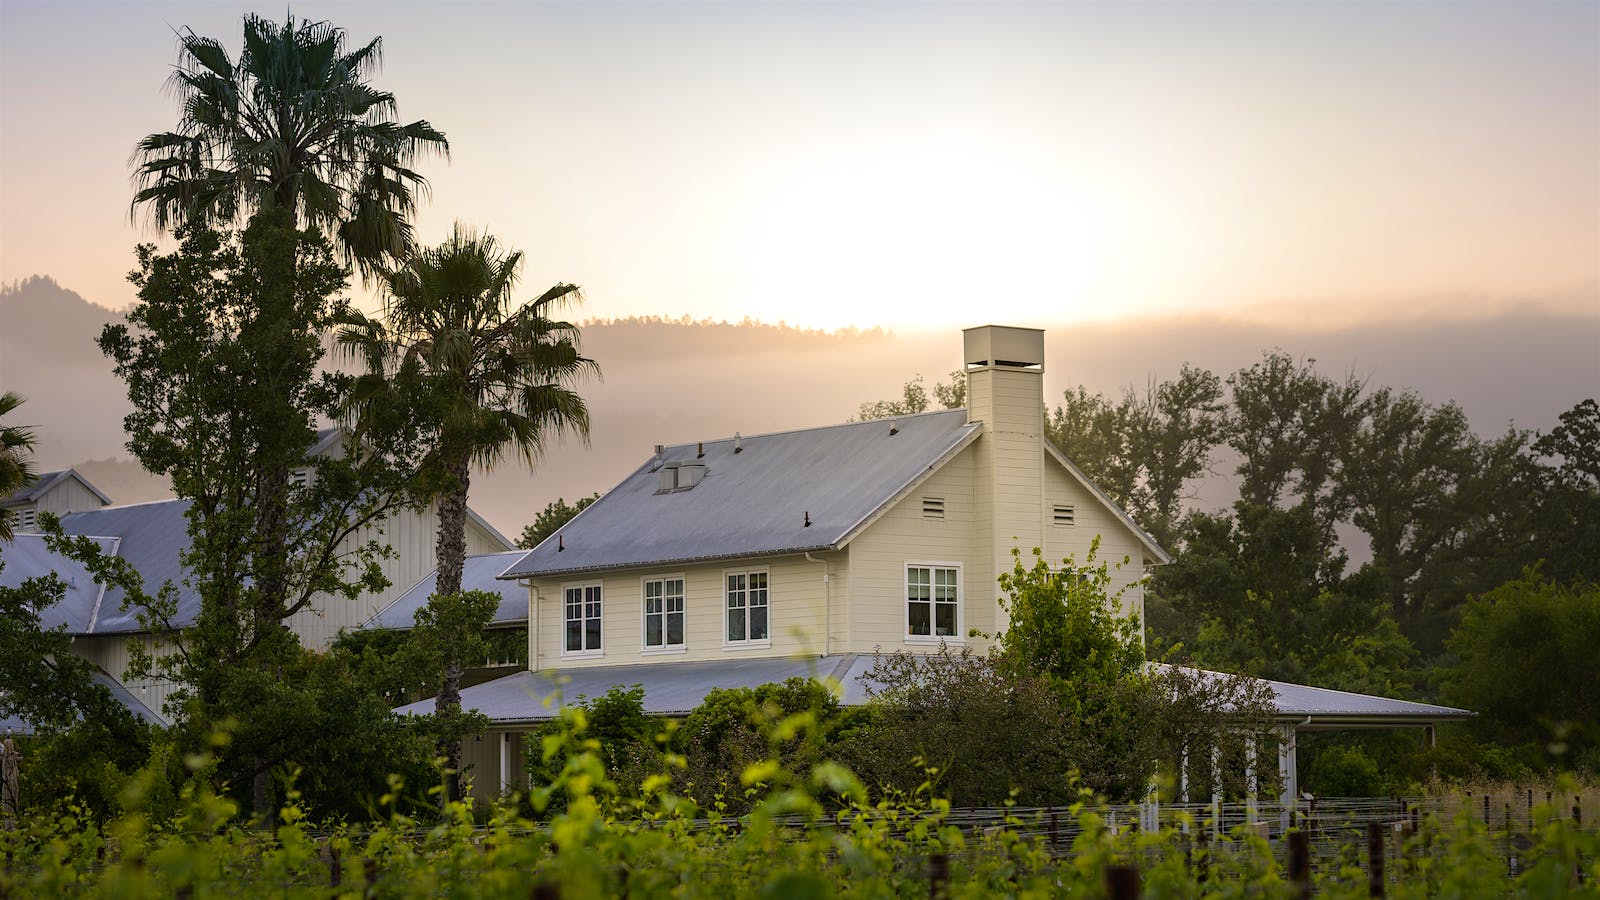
<box><xmin>390</xmin><ymin>326</ymin><xmax>1471</xmax><ymax>805</ymax></box>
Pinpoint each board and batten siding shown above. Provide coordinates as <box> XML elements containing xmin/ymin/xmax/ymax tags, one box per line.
<box><xmin>286</xmin><ymin>506</ymin><xmax>512</xmax><ymax>650</ymax></box>
<box><xmin>524</xmin><ymin>554</ymin><xmax>833</xmax><ymax>670</ymax></box>
<box><xmin>32</xmin><ymin>477</ymin><xmax>108</xmax><ymax>518</ymax></box>
<box><xmin>71</xmin><ymin>633</ymin><xmax>181</xmax><ymax>720</ymax></box>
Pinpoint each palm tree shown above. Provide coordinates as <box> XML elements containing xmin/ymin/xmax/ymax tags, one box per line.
<box><xmin>0</xmin><ymin>393</ymin><xmax>38</xmax><ymax>541</ymax></box>
<box><xmin>132</xmin><ymin>13</ymin><xmax>447</xmax><ymax>273</ymax></box>
<box><xmin>339</xmin><ymin>226</ymin><xmax>597</xmax><ymax>802</ymax></box>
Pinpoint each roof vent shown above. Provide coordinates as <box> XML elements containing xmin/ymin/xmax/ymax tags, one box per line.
<box><xmin>733</xmin><ymin>432</ymin><xmax>743</xmax><ymax>453</ymax></box>
<box><xmin>649</xmin><ymin>444</ymin><xmax>665</xmax><ymax>472</ymax></box>
<box><xmin>922</xmin><ymin>497</ymin><xmax>945</xmax><ymax>519</ymax></box>
<box><xmin>1053</xmin><ymin>504</ymin><xmax>1076</xmax><ymax>526</ymax></box>
<box><xmin>888</xmin><ymin>419</ymin><xmax>899</xmax><ymax>436</ymax></box>
<box><xmin>657</xmin><ymin>461</ymin><xmax>708</xmax><ymax>493</ymax></box>
<box><xmin>697</xmin><ymin>441</ymin><xmax>705</xmax><ymax>459</ymax></box>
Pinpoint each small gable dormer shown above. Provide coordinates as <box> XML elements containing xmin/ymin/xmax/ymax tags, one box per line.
<box><xmin>2</xmin><ymin>468</ymin><xmax>112</xmax><ymax>533</ymax></box>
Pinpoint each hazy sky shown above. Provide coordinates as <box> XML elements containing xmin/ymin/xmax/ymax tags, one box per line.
<box><xmin>2</xmin><ymin>1</ymin><xmax>1596</xmax><ymax>331</ymax></box>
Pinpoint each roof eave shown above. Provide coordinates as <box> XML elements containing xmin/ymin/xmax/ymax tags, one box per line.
<box><xmin>503</xmin><ymin>544</ymin><xmax>844</xmax><ymax>580</ymax></box>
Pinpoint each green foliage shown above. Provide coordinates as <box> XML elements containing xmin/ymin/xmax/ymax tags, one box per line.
<box><xmin>517</xmin><ymin>493</ymin><xmax>599</xmax><ymax>549</ymax></box>
<box><xmin>94</xmin><ymin>216</ymin><xmax>422</xmax><ymax>818</ymax></box>
<box><xmin>1047</xmin><ymin>365</ymin><xmax>1227</xmax><ymax>549</ymax></box>
<box><xmin>1443</xmin><ymin>574</ymin><xmax>1600</xmax><ymax>771</ymax></box>
<box><xmin>1153</xmin><ymin>503</ymin><xmax>1415</xmax><ymax>695</ymax></box>
<box><xmin>1529</xmin><ymin>399</ymin><xmax>1600</xmax><ymax>586</ymax></box>
<box><xmin>4</xmin><ymin>703</ymin><xmax>1595</xmax><ymax>898</ymax></box>
<box><xmin>991</xmin><ymin>541</ymin><xmax>1145</xmax><ymax>691</ymax></box>
<box><xmin>854</xmin><ymin>370</ymin><xmax>965</xmax><ymax>421</ymax></box>
<box><xmin>0</xmin><ymin>391</ymin><xmax>36</xmax><ymax>540</ymax></box>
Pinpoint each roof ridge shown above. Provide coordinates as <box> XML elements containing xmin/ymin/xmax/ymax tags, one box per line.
<box><xmin>656</xmin><ymin>407</ymin><xmax>969</xmax><ymax>452</ymax></box>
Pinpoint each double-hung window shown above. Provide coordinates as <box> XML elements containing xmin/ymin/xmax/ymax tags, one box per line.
<box><xmin>643</xmin><ymin>576</ymin><xmax>685</xmax><ymax>650</ymax></box>
<box><xmin>725</xmin><ymin>569</ymin><xmax>769</xmax><ymax>644</ymax></box>
<box><xmin>906</xmin><ymin>564</ymin><xmax>960</xmax><ymax>639</ymax></box>
<box><xmin>563</xmin><ymin>584</ymin><xmax>603</xmax><ymax>655</ymax></box>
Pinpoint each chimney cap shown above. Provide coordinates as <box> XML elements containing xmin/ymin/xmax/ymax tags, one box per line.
<box><xmin>963</xmin><ymin>325</ymin><xmax>1044</xmax><ymax>371</ymax></box>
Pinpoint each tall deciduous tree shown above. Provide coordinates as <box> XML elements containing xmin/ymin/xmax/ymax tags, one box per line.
<box><xmin>338</xmin><ymin>225</ymin><xmax>597</xmax><ymax>803</ymax></box>
<box><xmin>0</xmin><ymin>392</ymin><xmax>37</xmax><ymax>540</ymax></box>
<box><xmin>99</xmin><ymin>221</ymin><xmax>418</xmax><ymax>818</ymax></box>
<box><xmin>518</xmin><ymin>494</ymin><xmax>600</xmax><ymax>550</ymax></box>
<box><xmin>126</xmin><ymin>14</ymin><xmax>443</xmax><ymax>816</ymax></box>
<box><xmin>131</xmin><ymin>13</ymin><xmax>446</xmax><ymax>654</ymax></box>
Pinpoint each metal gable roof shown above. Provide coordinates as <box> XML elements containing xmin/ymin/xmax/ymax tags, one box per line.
<box><xmin>1157</xmin><ymin>665</ymin><xmax>1473</xmax><ymax>723</ymax></box>
<box><xmin>365</xmin><ymin>551</ymin><xmax>529</xmax><ymax>631</ymax></box>
<box><xmin>500</xmin><ymin>409</ymin><xmax>982</xmax><ymax>580</ymax></box>
<box><xmin>1</xmin><ymin>468</ymin><xmax>112</xmax><ymax>507</ymax></box>
<box><xmin>0</xmin><ymin>533</ymin><xmax>121</xmax><ymax>632</ymax></box>
<box><xmin>400</xmin><ymin>655</ymin><xmax>1472</xmax><ymax>728</ymax></box>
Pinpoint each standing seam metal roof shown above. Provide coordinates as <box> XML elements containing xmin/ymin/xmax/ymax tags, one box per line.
<box><xmin>500</xmin><ymin>409</ymin><xmax>982</xmax><ymax>579</ymax></box>
<box><xmin>397</xmin><ymin>655</ymin><xmax>1473</xmax><ymax>726</ymax></box>
<box><xmin>365</xmin><ymin>550</ymin><xmax>530</xmax><ymax>630</ymax></box>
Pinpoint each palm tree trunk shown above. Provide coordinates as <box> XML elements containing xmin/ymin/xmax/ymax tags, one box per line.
<box><xmin>435</xmin><ymin>449</ymin><xmax>471</xmax><ymax>805</ymax></box>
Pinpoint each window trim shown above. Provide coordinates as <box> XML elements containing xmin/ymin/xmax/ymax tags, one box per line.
<box><xmin>722</xmin><ymin>565</ymin><xmax>772</xmax><ymax>649</ymax></box>
<box><xmin>639</xmin><ymin>573</ymin><xmax>688</xmax><ymax>655</ymax></box>
<box><xmin>904</xmin><ymin>560</ymin><xmax>964</xmax><ymax>644</ymax></box>
<box><xmin>560</xmin><ymin>580</ymin><xmax>605</xmax><ymax>659</ymax></box>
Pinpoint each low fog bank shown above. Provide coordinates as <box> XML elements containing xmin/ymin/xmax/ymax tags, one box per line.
<box><xmin>4</xmin><ymin>276</ymin><xmax>1595</xmax><ymax>539</ymax></box>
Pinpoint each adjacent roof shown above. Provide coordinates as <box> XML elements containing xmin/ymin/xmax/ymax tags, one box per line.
<box><xmin>0</xmin><ymin>670</ymin><xmax>168</xmax><ymax>736</ymax></box>
<box><xmin>1</xmin><ymin>468</ymin><xmax>112</xmax><ymax>507</ymax></box>
<box><xmin>365</xmin><ymin>551</ymin><xmax>530</xmax><ymax>631</ymax></box>
<box><xmin>394</xmin><ymin>655</ymin><xmax>878</xmax><ymax>725</ymax></box>
<box><xmin>7</xmin><ymin>491</ymin><xmax>510</xmax><ymax>636</ymax></box>
<box><xmin>1</xmin><ymin>533</ymin><xmax>121</xmax><ymax>631</ymax></box>
<box><xmin>399</xmin><ymin>655</ymin><xmax>1471</xmax><ymax>728</ymax></box>
<box><xmin>1157</xmin><ymin>664</ymin><xmax>1473</xmax><ymax>726</ymax></box>
<box><xmin>501</xmin><ymin>409</ymin><xmax>982</xmax><ymax>579</ymax></box>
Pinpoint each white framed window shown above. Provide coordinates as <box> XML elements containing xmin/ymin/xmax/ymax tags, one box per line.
<box><xmin>724</xmin><ymin>568</ymin><xmax>770</xmax><ymax>646</ymax></box>
<box><xmin>642</xmin><ymin>575</ymin><xmax>686</xmax><ymax>652</ymax></box>
<box><xmin>906</xmin><ymin>562</ymin><xmax>962</xmax><ymax>641</ymax></box>
<box><xmin>562</xmin><ymin>582</ymin><xmax>603</xmax><ymax>657</ymax></box>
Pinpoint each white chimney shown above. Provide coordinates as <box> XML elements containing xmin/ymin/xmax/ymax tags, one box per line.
<box><xmin>962</xmin><ymin>325</ymin><xmax>1046</xmax><ymax>635</ymax></box>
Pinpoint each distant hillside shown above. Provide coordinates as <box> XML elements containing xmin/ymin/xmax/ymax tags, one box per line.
<box><xmin>0</xmin><ymin>276</ymin><xmax>130</xmax><ymax>463</ymax></box>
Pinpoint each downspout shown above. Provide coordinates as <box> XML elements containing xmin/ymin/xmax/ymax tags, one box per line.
<box><xmin>805</xmin><ymin>551</ymin><xmax>830</xmax><ymax>656</ymax></box>
<box><xmin>522</xmin><ymin>580</ymin><xmax>539</xmax><ymax>670</ymax></box>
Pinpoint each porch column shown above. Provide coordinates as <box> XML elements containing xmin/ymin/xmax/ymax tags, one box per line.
<box><xmin>1245</xmin><ymin>736</ymin><xmax>1258</xmax><ymax>824</ymax></box>
<box><xmin>1278</xmin><ymin>723</ymin><xmax>1298</xmax><ymax>832</ymax></box>
<box><xmin>499</xmin><ymin>731</ymin><xmax>511</xmax><ymax>795</ymax></box>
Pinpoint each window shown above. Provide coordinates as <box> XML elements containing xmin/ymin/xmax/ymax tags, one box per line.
<box><xmin>563</xmin><ymin>584</ymin><xmax>603</xmax><ymax>655</ymax></box>
<box><xmin>907</xmin><ymin>564</ymin><xmax>960</xmax><ymax>639</ymax></box>
<box><xmin>643</xmin><ymin>576</ymin><xmax>686</xmax><ymax>650</ymax></box>
<box><xmin>725</xmin><ymin>569</ymin><xmax>769</xmax><ymax>644</ymax></box>
<box><xmin>922</xmin><ymin>496</ymin><xmax>945</xmax><ymax>519</ymax></box>
<box><xmin>1053</xmin><ymin>504</ymin><xmax>1076</xmax><ymax>526</ymax></box>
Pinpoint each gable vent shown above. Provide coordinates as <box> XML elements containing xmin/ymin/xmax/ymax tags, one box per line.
<box><xmin>14</xmin><ymin>506</ymin><xmax>38</xmax><ymax>531</ymax></box>
<box><xmin>289</xmin><ymin>468</ymin><xmax>312</xmax><ymax>489</ymax></box>
<box><xmin>1052</xmin><ymin>504</ymin><xmax>1075</xmax><ymax>526</ymax></box>
<box><xmin>922</xmin><ymin>496</ymin><xmax>945</xmax><ymax>519</ymax></box>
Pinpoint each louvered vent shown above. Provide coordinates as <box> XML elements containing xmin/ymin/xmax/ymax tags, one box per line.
<box><xmin>1052</xmin><ymin>504</ymin><xmax>1075</xmax><ymax>526</ymax></box>
<box><xmin>922</xmin><ymin>497</ymin><xmax>946</xmax><ymax>519</ymax></box>
<box><xmin>289</xmin><ymin>468</ymin><xmax>311</xmax><ymax>489</ymax></box>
